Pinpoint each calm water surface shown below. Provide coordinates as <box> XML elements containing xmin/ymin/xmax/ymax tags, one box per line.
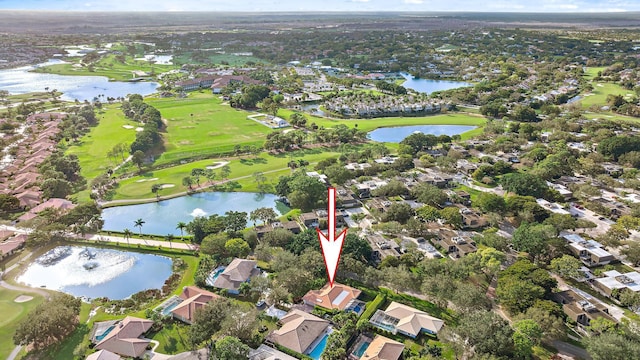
<box><xmin>17</xmin><ymin>246</ymin><xmax>172</xmax><ymax>300</ymax></box>
<box><xmin>102</xmin><ymin>192</ymin><xmax>288</xmax><ymax>235</ymax></box>
<box><xmin>0</xmin><ymin>59</ymin><xmax>158</xmax><ymax>101</ymax></box>
<box><xmin>368</xmin><ymin>125</ymin><xmax>477</xmax><ymax>143</ymax></box>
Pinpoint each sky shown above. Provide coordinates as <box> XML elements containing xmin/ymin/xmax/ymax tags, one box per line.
<box><xmin>0</xmin><ymin>0</ymin><xmax>638</xmax><ymax>12</ymax></box>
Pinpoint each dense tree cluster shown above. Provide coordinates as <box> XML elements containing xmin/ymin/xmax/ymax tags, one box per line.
<box><xmin>13</xmin><ymin>293</ymin><xmax>81</xmax><ymax>350</ymax></box>
<box><xmin>38</xmin><ymin>152</ymin><xmax>85</xmax><ymax>199</ymax></box>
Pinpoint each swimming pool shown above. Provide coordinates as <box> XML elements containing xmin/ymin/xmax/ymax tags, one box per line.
<box><xmin>205</xmin><ymin>266</ymin><xmax>225</xmax><ymax>287</ymax></box>
<box><xmin>353</xmin><ymin>341</ymin><xmax>371</xmax><ymax>357</ymax></box>
<box><xmin>308</xmin><ymin>333</ymin><xmax>330</xmax><ymax>360</ymax></box>
<box><xmin>95</xmin><ymin>325</ymin><xmax>115</xmax><ymax>342</ymax></box>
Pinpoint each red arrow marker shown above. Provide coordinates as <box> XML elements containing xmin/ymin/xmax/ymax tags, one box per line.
<box><xmin>317</xmin><ymin>187</ymin><xmax>347</xmax><ymax>287</ymax></box>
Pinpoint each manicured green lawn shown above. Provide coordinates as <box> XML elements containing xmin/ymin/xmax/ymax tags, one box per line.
<box><xmin>110</xmin><ymin>149</ymin><xmax>339</xmax><ymax>201</ymax></box>
<box><xmin>583</xmin><ymin>111</ymin><xmax>640</xmax><ymax>124</ymax></box>
<box><xmin>32</xmin><ymin>54</ymin><xmax>176</xmax><ymax>82</ymax></box>
<box><xmin>581</xmin><ymin>82</ymin><xmax>633</xmax><ymax>108</ymax></box>
<box><xmin>148</xmin><ymin>93</ymin><xmax>271</xmax><ymax>165</ymax></box>
<box><xmin>277</xmin><ymin>108</ymin><xmax>486</xmax><ymax>133</ymax></box>
<box><xmin>66</xmin><ymin>104</ymin><xmax>139</xmax><ymax>180</ymax></box>
<box><xmin>151</xmin><ymin>321</ymin><xmax>190</xmax><ymax>354</ymax></box>
<box><xmin>583</xmin><ymin>67</ymin><xmax>606</xmax><ymax>81</ymax></box>
<box><xmin>0</xmin><ymin>288</ymin><xmax>44</xmax><ymax>359</ymax></box>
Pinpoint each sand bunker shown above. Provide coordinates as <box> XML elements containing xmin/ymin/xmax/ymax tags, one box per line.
<box><xmin>122</xmin><ymin>125</ymin><xmax>134</xmax><ymax>129</ymax></box>
<box><xmin>135</xmin><ymin>127</ymin><xmax>144</xmax><ymax>132</ymax></box>
<box><xmin>160</xmin><ymin>184</ymin><xmax>175</xmax><ymax>189</ymax></box>
<box><xmin>14</xmin><ymin>295</ymin><xmax>33</xmax><ymax>303</ymax></box>
<box><xmin>135</xmin><ymin>178</ymin><xmax>159</xmax><ymax>183</ymax></box>
<box><xmin>205</xmin><ymin>161</ymin><xmax>229</xmax><ymax>170</ymax></box>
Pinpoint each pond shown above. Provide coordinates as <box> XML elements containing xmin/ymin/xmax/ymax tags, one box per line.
<box><xmin>17</xmin><ymin>246</ymin><xmax>172</xmax><ymax>300</ymax></box>
<box><xmin>368</xmin><ymin>125</ymin><xmax>477</xmax><ymax>143</ymax></box>
<box><xmin>400</xmin><ymin>73</ymin><xmax>470</xmax><ymax>94</ymax></box>
<box><xmin>0</xmin><ymin>59</ymin><xmax>159</xmax><ymax>102</ymax></box>
<box><xmin>102</xmin><ymin>192</ymin><xmax>289</xmax><ymax>235</ymax></box>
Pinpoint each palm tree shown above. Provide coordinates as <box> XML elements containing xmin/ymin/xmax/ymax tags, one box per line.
<box><xmin>165</xmin><ymin>233</ymin><xmax>174</xmax><ymax>249</ymax></box>
<box><xmin>151</xmin><ymin>184</ymin><xmax>162</xmax><ymax>200</ymax></box>
<box><xmin>123</xmin><ymin>228</ymin><xmax>133</xmax><ymax>246</ymax></box>
<box><xmin>176</xmin><ymin>222</ymin><xmax>187</xmax><ymax>241</ymax></box>
<box><xmin>134</xmin><ymin>218</ymin><xmax>145</xmax><ymax>237</ymax></box>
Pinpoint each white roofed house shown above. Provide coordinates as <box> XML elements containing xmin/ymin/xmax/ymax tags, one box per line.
<box><xmin>593</xmin><ymin>270</ymin><xmax>640</xmax><ymax>297</ymax></box>
<box><xmin>562</xmin><ymin>234</ymin><xmax>615</xmax><ymax>267</ymax></box>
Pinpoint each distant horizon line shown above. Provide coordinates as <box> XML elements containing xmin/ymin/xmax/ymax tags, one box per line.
<box><xmin>0</xmin><ymin>9</ymin><xmax>635</xmax><ymax>14</ymax></box>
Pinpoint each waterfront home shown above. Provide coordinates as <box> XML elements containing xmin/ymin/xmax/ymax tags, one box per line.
<box><xmin>302</xmin><ymin>282</ymin><xmax>364</xmax><ymax>313</ymax></box>
<box><xmin>369</xmin><ymin>302</ymin><xmax>444</xmax><ymax>337</ymax></box>
<box><xmin>268</xmin><ymin>310</ymin><xmax>330</xmax><ymax>355</ymax></box>
<box><xmin>0</xmin><ymin>234</ymin><xmax>26</xmax><ymax>259</ymax></box>
<box><xmin>91</xmin><ymin>316</ymin><xmax>153</xmax><ymax>358</ymax></box>
<box><xmin>254</xmin><ymin>221</ymin><xmax>301</xmax><ymax>239</ymax></box>
<box><xmin>171</xmin><ymin>286</ymin><xmax>220</xmax><ymax>324</ymax></box>
<box><xmin>212</xmin><ymin>258</ymin><xmax>260</xmax><ymax>294</ymax></box>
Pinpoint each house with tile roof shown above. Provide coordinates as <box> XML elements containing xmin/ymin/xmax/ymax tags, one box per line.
<box><xmin>249</xmin><ymin>344</ymin><xmax>298</xmax><ymax>360</ymax></box>
<box><xmin>302</xmin><ymin>282</ymin><xmax>363</xmax><ymax>312</ymax></box>
<box><xmin>212</xmin><ymin>258</ymin><xmax>261</xmax><ymax>294</ymax></box>
<box><xmin>85</xmin><ymin>349</ymin><xmax>121</xmax><ymax>360</ymax></box>
<box><xmin>171</xmin><ymin>286</ymin><xmax>220</xmax><ymax>324</ymax></box>
<box><xmin>268</xmin><ymin>309</ymin><xmax>330</xmax><ymax>355</ymax></box>
<box><xmin>360</xmin><ymin>335</ymin><xmax>404</xmax><ymax>360</ymax></box>
<box><xmin>18</xmin><ymin>198</ymin><xmax>76</xmax><ymax>222</ymax></box>
<box><xmin>369</xmin><ymin>301</ymin><xmax>444</xmax><ymax>338</ymax></box>
<box><xmin>92</xmin><ymin>316</ymin><xmax>153</xmax><ymax>358</ymax></box>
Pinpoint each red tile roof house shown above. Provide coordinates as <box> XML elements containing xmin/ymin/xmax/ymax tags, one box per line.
<box><xmin>171</xmin><ymin>286</ymin><xmax>220</xmax><ymax>324</ymax></box>
<box><xmin>18</xmin><ymin>198</ymin><xmax>76</xmax><ymax>222</ymax></box>
<box><xmin>303</xmin><ymin>282</ymin><xmax>363</xmax><ymax>313</ymax></box>
<box><xmin>15</xmin><ymin>190</ymin><xmax>42</xmax><ymax>209</ymax></box>
<box><xmin>0</xmin><ymin>234</ymin><xmax>26</xmax><ymax>259</ymax></box>
<box><xmin>85</xmin><ymin>349</ymin><xmax>121</xmax><ymax>360</ymax></box>
<box><xmin>211</xmin><ymin>258</ymin><xmax>261</xmax><ymax>294</ymax></box>
<box><xmin>92</xmin><ymin>316</ymin><xmax>153</xmax><ymax>358</ymax></box>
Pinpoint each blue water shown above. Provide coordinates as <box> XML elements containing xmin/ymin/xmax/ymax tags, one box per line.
<box><xmin>353</xmin><ymin>341</ymin><xmax>371</xmax><ymax>357</ymax></box>
<box><xmin>206</xmin><ymin>267</ymin><xmax>225</xmax><ymax>287</ymax></box>
<box><xmin>353</xmin><ymin>305</ymin><xmax>363</xmax><ymax>313</ymax></box>
<box><xmin>400</xmin><ymin>75</ymin><xmax>470</xmax><ymax>94</ymax></box>
<box><xmin>0</xmin><ymin>59</ymin><xmax>159</xmax><ymax>101</ymax></box>
<box><xmin>95</xmin><ymin>325</ymin><xmax>115</xmax><ymax>342</ymax></box>
<box><xmin>102</xmin><ymin>192</ymin><xmax>288</xmax><ymax>235</ymax></box>
<box><xmin>368</xmin><ymin>125</ymin><xmax>477</xmax><ymax>143</ymax></box>
<box><xmin>308</xmin><ymin>333</ymin><xmax>330</xmax><ymax>360</ymax></box>
<box><xmin>161</xmin><ymin>298</ymin><xmax>183</xmax><ymax>316</ymax></box>
<box><xmin>17</xmin><ymin>246</ymin><xmax>173</xmax><ymax>300</ymax></box>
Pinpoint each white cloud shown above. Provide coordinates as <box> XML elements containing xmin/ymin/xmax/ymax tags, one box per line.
<box><xmin>403</xmin><ymin>0</ymin><xmax>424</xmax><ymax>4</ymax></box>
<box><xmin>351</xmin><ymin>0</ymin><xmax>370</xmax><ymax>2</ymax></box>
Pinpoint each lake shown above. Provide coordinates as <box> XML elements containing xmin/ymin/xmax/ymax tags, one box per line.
<box><xmin>102</xmin><ymin>192</ymin><xmax>289</xmax><ymax>235</ymax></box>
<box><xmin>17</xmin><ymin>246</ymin><xmax>172</xmax><ymax>300</ymax></box>
<box><xmin>368</xmin><ymin>125</ymin><xmax>477</xmax><ymax>143</ymax></box>
<box><xmin>400</xmin><ymin>73</ymin><xmax>470</xmax><ymax>94</ymax></box>
<box><xmin>0</xmin><ymin>59</ymin><xmax>159</xmax><ymax>101</ymax></box>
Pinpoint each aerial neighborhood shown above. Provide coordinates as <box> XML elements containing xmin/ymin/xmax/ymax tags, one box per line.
<box><xmin>2</xmin><ymin>9</ymin><xmax>640</xmax><ymax>360</ymax></box>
